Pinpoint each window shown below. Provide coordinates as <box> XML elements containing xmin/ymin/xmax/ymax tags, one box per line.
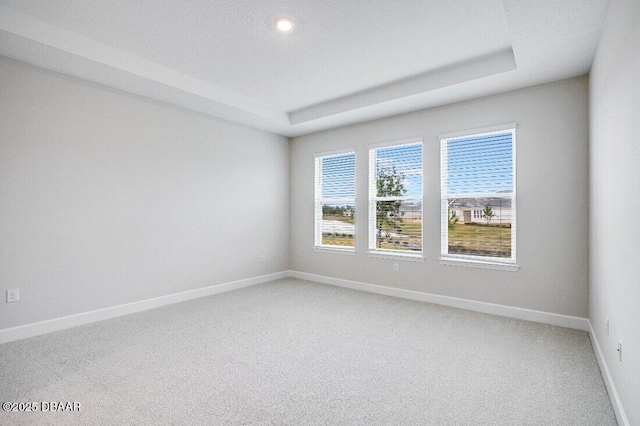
<box><xmin>440</xmin><ymin>125</ymin><xmax>516</xmax><ymax>269</ymax></box>
<box><xmin>314</xmin><ymin>150</ymin><xmax>356</xmax><ymax>252</ymax></box>
<box><xmin>368</xmin><ymin>138</ymin><xmax>423</xmax><ymax>258</ymax></box>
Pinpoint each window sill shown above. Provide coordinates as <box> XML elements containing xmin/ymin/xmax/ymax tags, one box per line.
<box><xmin>439</xmin><ymin>257</ymin><xmax>519</xmax><ymax>272</ymax></box>
<box><xmin>367</xmin><ymin>250</ymin><xmax>425</xmax><ymax>262</ymax></box>
<box><xmin>314</xmin><ymin>246</ymin><xmax>356</xmax><ymax>255</ymax></box>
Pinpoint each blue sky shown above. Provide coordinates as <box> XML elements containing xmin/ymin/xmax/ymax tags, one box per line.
<box><xmin>375</xmin><ymin>143</ymin><xmax>422</xmax><ymax>197</ymax></box>
<box><xmin>321</xmin><ymin>153</ymin><xmax>356</xmax><ymax>199</ymax></box>
<box><xmin>446</xmin><ymin>132</ymin><xmax>513</xmax><ymax>194</ymax></box>
<box><xmin>321</xmin><ymin>144</ymin><xmax>423</xmax><ymax>199</ymax></box>
<box><xmin>320</xmin><ymin>133</ymin><xmax>512</xmax><ymax>200</ymax></box>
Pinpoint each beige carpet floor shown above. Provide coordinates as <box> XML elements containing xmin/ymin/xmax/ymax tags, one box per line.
<box><xmin>0</xmin><ymin>278</ymin><xmax>616</xmax><ymax>425</ymax></box>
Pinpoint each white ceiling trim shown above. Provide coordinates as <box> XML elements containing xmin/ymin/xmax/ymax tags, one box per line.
<box><xmin>0</xmin><ymin>1</ymin><xmax>608</xmax><ymax>137</ymax></box>
<box><xmin>0</xmin><ymin>6</ymin><xmax>288</xmax><ymax>125</ymax></box>
<box><xmin>290</xmin><ymin>47</ymin><xmax>517</xmax><ymax>124</ymax></box>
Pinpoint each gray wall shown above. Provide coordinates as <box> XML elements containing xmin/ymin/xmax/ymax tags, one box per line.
<box><xmin>291</xmin><ymin>76</ymin><xmax>589</xmax><ymax>318</ymax></box>
<box><xmin>0</xmin><ymin>58</ymin><xmax>290</xmax><ymax>329</ymax></box>
<box><xmin>589</xmin><ymin>0</ymin><xmax>640</xmax><ymax>422</ymax></box>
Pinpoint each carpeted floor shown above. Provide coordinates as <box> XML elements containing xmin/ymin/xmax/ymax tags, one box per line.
<box><xmin>0</xmin><ymin>278</ymin><xmax>616</xmax><ymax>425</ymax></box>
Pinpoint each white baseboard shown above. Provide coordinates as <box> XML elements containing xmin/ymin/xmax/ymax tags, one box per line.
<box><xmin>290</xmin><ymin>271</ymin><xmax>590</xmax><ymax>331</ymax></box>
<box><xmin>0</xmin><ymin>271</ymin><xmax>289</xmax><ymax>344</ymax></box>
<box><xmin>1</xmin><ymin>269</ymin><xmax>590</xmax><ymax>342</ymax></box>
<box><xmin>291</xmin><ymin>271</ymin><xmax>628</xmax><ymax>423</ymax></box>
<box><xmin>588</xmin><ymin>321</ymin><xmax>629</xmax><ymax>426</ymax></box>
<box><xmin>1</xmin><ymin>269</ymin><xmax>626</xmax><ymax>424</ymax></box>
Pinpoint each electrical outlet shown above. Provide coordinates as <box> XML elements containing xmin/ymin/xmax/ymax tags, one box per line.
<box><xmin>617</xmin><ymin>341</ymin><xmax>622</xmax><ymax>362</ymax></box>
<box><xmin>605</xmin><ymin>317</ymin><xmax>609</xmax><ymax>336</ymax></box>
<box><xmin>260</xmin><ymin>254</ymin><xmax>266</xmax><ymax>263</ymax></box>
<box><xmin>393</xmin><ymin>263</ymin><xmax>399</xmax><ymax>272</ymax></box>
<box><xmin>6</xmin><ymin>289</ymin><xmax>19</xmax><ymax>303</ymax></box>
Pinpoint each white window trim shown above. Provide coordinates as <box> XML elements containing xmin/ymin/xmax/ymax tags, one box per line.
<box><xmin>314</xmin><ymin>246</ymin><xmax>357</xmax><ymax>255</ymax></box>
<box><xmin>438</xmin><ymin>123</ymin><xmax>517</xmax><ymax>141</ymax></box>
<box><xmin>314</xmin><ymin>147</ymin><xmax>356</xmax><ymax>157</ymax></box>
<box><xmin>314</xmin><ymin>149</ymin><xmax>356</xmax><ymax>254</ymax></box>
<box><xmin>367</xmin><ymin>250</ymin><xmax>425</xmax><ymax>262</ymax></box>
<box><xmin>368</xmin><ymin>137</ymin><xmax>424</xmax><ymax>258</ymax></box>
<box><xmin>439</xmin><ymin>125</ymin><xmax>518</xmax><ymax>270</ymax></box>
<box><xmin>368</xmin><ymin>136</ymin><xmax>423</xmax><ymax>150</ymax></box>
<box><xmin>439</xmin><ymin>256</ymin><xmax>519</xmax><ymax>271</ymax></box>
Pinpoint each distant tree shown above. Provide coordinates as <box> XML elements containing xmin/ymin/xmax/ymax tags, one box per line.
<box><xmin>345</xmin><ymin>205</ymin><xmax>355</xmax><ymax>218</ymax></box>
<box><xmin>448</xmin><ymin>209</ymin><xmax>459</xmax><ymax>229</ymax></box>
<box><xmin>322</xmin><ymin>205</ymin><xmax>338</xmax><ymax>216</ymax></box>
<box><xmin>322</xmin><ymin>204</ymin><xmax>354</xmax><ymax>218</ymax></box>
<box><xmin>482</xmin><ymin>204</ymin><xmax>495</xmax><ymax>225</ymax></box>
<box><xmin>376</xmin><ymin>166</ymin><xmax>407</xmax><ymax>242</ymax></box>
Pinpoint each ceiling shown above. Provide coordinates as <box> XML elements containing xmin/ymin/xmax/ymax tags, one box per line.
<box><xmin>0</xmin><ymin>0</ymin><xmax>609</xmax><ymax>137</ymax></box>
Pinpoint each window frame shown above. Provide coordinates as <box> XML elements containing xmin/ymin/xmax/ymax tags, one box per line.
<box><xmin>439</xmin><ymin>124</ymin><xmax>518</xmax><ymax>271</ymax></box>
<box><xmin>367</xmin><ymin>137</ymin><xmax>424</xmax><ymax>261</ymax></box>
<box><xmin>314</xmin><ymin>148</ymin><xmax>357</xmax><ymax>254</ymax></box>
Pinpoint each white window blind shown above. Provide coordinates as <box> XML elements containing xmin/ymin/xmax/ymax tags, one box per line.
<box><xmin>314</xmin><ymin>151</ymin><xmax>356</xmax><ymax>250</ymax></box>
<box><xmin>440</xmin><ymin>128</ymin><xmax>516</xmax><ymax>264</ymax></box>
<box><xmin>368</xmin><ymin>139</ymin><xmax>423</xmax><ymax>254</ymax></box>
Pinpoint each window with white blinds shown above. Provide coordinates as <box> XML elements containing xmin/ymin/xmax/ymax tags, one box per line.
<box><xmin>368</xmin><ymin>139</ymin><xmax>423</xmax><ymax>255</ymax></box>
<box><xmin>314</xmin><ymin>150</ymin><xmax>356</xmax><ymax>251</ymax></box>
<box><xmin>440</xmin><ymin>127</ymin><xmax>516</xmax><ymax>265</ymax></box>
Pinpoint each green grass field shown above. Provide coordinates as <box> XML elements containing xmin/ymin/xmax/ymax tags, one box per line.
<box><xmin>322</xmin><ymin>234</ymin><xmax>355</xmax><ymax>247</ymax></box>
<box><xmin>448</xmin><ymin>223</ymin><xmax>511</xmax><ymax>257</ymax></box>
<box><xmin>323</xmin><ymin>215</ymin><xmax>354</xmax><ymax>224</ymax></box>
<box><xmin>321</xmin><ymin>219</ymin><xmax>510</xmax><ymax>256</ymax></box>
<box><xmin>375</xmin><ymin>218</ymin><xmax>422</xmax><ymax>251</ymax></box>
<box><xmin>397</xmin><ymin>218</ymin><xmax>421</xmax><ymax>237</ymax></box>
<box><xmin>321</xmin><ymin>214</ymin><xmax>355</xmax><ymax>246</ymax></box>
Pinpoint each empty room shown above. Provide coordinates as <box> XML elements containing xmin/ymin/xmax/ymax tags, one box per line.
<box><xmin>0</xmin><ymin>0</ymin><xmax>638</xmax><ymax>424</ymax></box>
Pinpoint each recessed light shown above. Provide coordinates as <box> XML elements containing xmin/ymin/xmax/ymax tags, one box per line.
<box><xmin>275</xmin><ymin>17</ymin><xmax>294</xmax><ymax>33</ymax></box>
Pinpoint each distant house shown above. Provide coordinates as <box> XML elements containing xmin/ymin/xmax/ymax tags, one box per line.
<box><xmin>449</xmin><ymin>200</ymin><xmax>512</xmax><ymax>225</ymax></box>
<box><xmin>399</xmin><ymin>201</ymin><xmax>422</xmax><ymax>220</ymax></box>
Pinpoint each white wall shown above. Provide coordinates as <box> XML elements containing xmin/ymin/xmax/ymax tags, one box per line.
<box><xmin>291</xmin><ymin>76</ymin><xmax>589</xmax><ymax>318</ymax></box>
<box><xmin>0</xmin><ymin>58</ymin><xmax>289</xmax><ymax>329</ymax></box>
<box><xmin>589</xmin><ymin>0</ymin><xmax>640</xmax><ymax>423</ymax></box>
